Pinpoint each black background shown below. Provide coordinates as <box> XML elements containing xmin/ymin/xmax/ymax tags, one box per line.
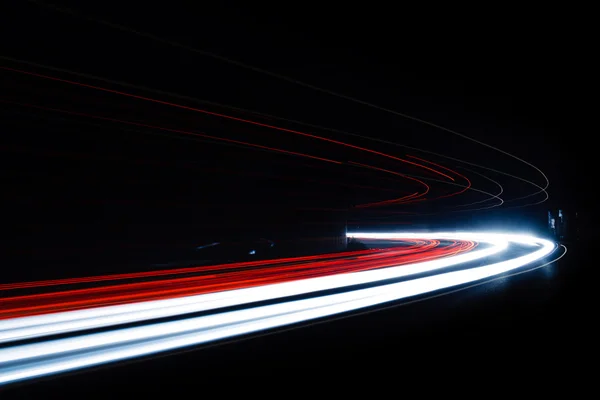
<box><xmin>0</xmin><ymin>0</ymin><xmax>597</xmax><ymax>393</ymax></box>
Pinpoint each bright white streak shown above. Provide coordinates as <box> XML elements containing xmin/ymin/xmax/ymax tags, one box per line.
<box><xmin>0</xmin><ymin>233</ymin><xmax>504</xmax><ymax>342</ymax></box>
<box><xmin>0</xmin><ymin>233</ymin><xmax>555</xmax><ymax>385</ymax></box>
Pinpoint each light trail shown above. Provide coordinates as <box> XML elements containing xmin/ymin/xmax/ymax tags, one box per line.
<box><xmin>355</xmin><ymin>192</ymin><xmax>420</xmax><ymax>208</ymax></box>
<box><xmin>406</xmin><ymin>155</ymin><xmax>472</xmax><ymax>200</ymax></box>
<box><xmin>0</xmin><ymin>4</ymin><xmax>560</xmax><ymax>387</ymax></box>
<box><xmin>0</xmin><ymin>54</ymin><xmax>533</xmax><ymax>207</ymax></box>
<box><xmin>1</xmin><ymin>98</ymin><xmax>467</xmax><ymax>211</ymax></box>
<box><xmin>0</xmin><ymin>240</ymin><xmax>471</xmax><ymax>329</ymax></box>
<box><xmin>20</xmin><ymin>1</ymin><xmax>549</xmax><ymax>203</ymax></box>
<box><xmin>349</xmin><ymin>162</ymin><xmax>430</xmax><ymax>200</ymax></box>
<box><xmin>0</xmin><ymin>66</ymin><xmax>455</xmax><ymax>182</ymax></box>
<box><xmin>0</xmin><ymin>240</ymin><xmax>466</xmax><ymax>320</ymax></box>
<box><xmin>0</xmin><ymin>99</ymin><xmax>343</xmax><ymax>165</ymax></box>
<box><xmin>0</xmin><ymin>248</ymin><xmax>389</xmax><ymax>291</ymax></box>
<box><xmin>0</xmin><ymin>231</ymin><xmax>557</xmax><ymax>385</ymax></box>
<box><xmin>1</xmin><ymin>61</ymin><xmax>513</xmax><ymax>211</ymax></box>
<box><xmin>2</xmin><ymin>101</ymin><xmax>468</xmax><ymax>215</ymax></box>
<box><xmin>450</xmin><ymin>166</ymin><xmax>504</xmax><ymax>208</ymax></box>
<box><xmin>348</xmin><ymin>161</ymin><xmax>504</xmax><ymax>212</ymax></box>
<box><xmin>0</xmin><ymin>110</ymin><xmax>414</xmax><ymax>199</ymax></box>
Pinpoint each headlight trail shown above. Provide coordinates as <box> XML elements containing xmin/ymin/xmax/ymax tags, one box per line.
<box><xmin>0</xmin><ymin>232</ymin><xmax>557</xmax><ymax>385</ymax></box>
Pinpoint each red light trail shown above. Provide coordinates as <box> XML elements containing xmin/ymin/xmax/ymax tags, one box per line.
<box><xmin>406</xmin><ymin>154</ymin><xmax>472</xmax><ymax>199</ymax></box>
<box><xmin>1</xmin><ymin>98</ymin><xmax>463</xmax><ymax>212</ymax></box>
<box><xmin>0</xmin><ymin>99</ymin><xmax>341</xmax><ymax>165</ymax></box>
<box><xmin>0</xmin><ymin>233</ymin><xmax>560</xmax><ymax>386</ymax></box>
<box><xmin>0</xmin><ymin>66</ymin><xmax>455</xmax><ymax>181</ymax></box>
<box><xmin>0</xmin><ymin>240</ymin><xmax>475</xmax><ymax>320</ymax></box>
<box><xmin>0</xmin><ymin>65</ymin><xmax>502</xmax><ymax>215</ymax></box>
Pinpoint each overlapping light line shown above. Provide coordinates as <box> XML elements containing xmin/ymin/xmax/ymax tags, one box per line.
<box><xmin>0</xmin><ymin>232</ymin><xmax>555</xmax><ymax>385</ymax></box>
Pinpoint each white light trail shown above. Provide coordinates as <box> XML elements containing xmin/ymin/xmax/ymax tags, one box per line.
<box><xmin>0</xmin><ymin>233</ymin><xmax>505</xmax><ymax>343</ymax></box>
<box><xmin>0</xmin><ymin>232</ymin><xmax>556</xmax><ymax>385</ymax></box>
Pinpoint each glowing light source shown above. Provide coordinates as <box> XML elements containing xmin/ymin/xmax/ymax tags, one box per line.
<box><xmin>0</xmin><ymin>232</ymin><xmax>556</xmax><ymax>385</ymax></box>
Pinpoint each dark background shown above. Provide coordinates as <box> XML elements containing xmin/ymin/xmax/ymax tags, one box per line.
<box><xmin>0</xmin><ymin>0</ymin><xmax>597</xmax><ymax>392</ymax></box>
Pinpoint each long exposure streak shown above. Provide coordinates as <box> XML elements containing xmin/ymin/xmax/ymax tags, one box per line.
<box><xmin>0</xmin><ymin>66</ymin><xmax>455</xmax><ymax>181</ymax></box>
<box><xmin>406</xmin><ymin>155</ymin><xmax>472</xmax><ymax>199</ymax></box>
<box><xmin>0</xmin><ymin>100</ymin><xmax>341</xmax><ymax>165</ymax></box>
<box><xmin>0</xmin><ymin>232</ymin><xmax>558</xmax><ymax>386</ymax></box>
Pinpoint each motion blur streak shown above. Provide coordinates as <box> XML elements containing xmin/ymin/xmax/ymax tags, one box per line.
<box><xmin>0</xmin><ymin>248</ymin><xmax>392</xmax><ymax>291</ymax></box>
<box><xmin>0</xmin><ymin>240</ymin><xmax>468</xmax><ymax>320</ymax></box>
<box><xmin>0</xmin><ymin>55</ymin><xmax>542</xmax><ymax>204</ymax></box>
<box><xmin>18</xmin><ymin>3</ymin><xmax>549</xmax><ymax>200</ymax></box>
<box><xmin>349</xmin><ymin>162</ymin><xmax>430</xmax><ymax>196</ymax></box>
<box><xmin>0</xmin><ymin>239</ymin><xmax>483</xmax><ymax>340</ymax></box>
<box><xmin>0</xmin><ymin>99</ymin><xmax>341</xmax><ymax>165</ymax></box>
<box><xmin>0</xmin><ymin>66</ymin><xmax>455</xmax><ymax>181</ymax></box>
<box><xmin>0</xmin><ymin>232</ymin><xmax>556</xmax><ymax>385</ymax></box>
<box><xmin>406</xmin><ymin>155</ymin><xmax>472</xmax><ymax>200</ymax></box>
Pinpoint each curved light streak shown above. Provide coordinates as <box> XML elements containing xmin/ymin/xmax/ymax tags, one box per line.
<box><xmin>0</xmin><ymin>238</ymin><xmax>485</xmax><ymax>341</ymax></box>
<box><xmin>348</xmin><ymin>162</ymin><xmax>504</xmax><ymax>212</ymax></box>
<box><xmin>0</xmin><ymin>99</ymin><xmax>342</xmax><ymax>165</ymax></box>
<box><xmin>451</xmin><ymin>166</ymin><xmax>504</xmax><ymax>208</ymax></box>
<box><xmin>406</xmin><ymin>155</ymin><xmax>471</xmax><ymax>200</ymax></box>
<box><xmin>0</xmin><ymin>55</ymin><xmax>545</xmax><ymax>205</ymax></box>
<box><xmin>0</xmin><ymin>66</ymin><xmax>455</xmax><ymax>182</ymax></box>
<box><xmin>17</xmin><ymin>3</ymin><xmax>549</xmax><ymax>202</ymax></box>
<box><xmin>0</xmin><ymin>232</ymin><xmax>556</xmax><ymax>385</ymax></box>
